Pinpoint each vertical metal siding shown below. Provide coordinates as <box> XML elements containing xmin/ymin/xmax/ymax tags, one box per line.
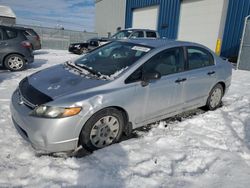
<box><xmin>125</xmin><ymin>0</ymin><xmax>181</xmax><ymax>39</ymax></box>
<box><xmin>221</xmin><ymin>0</ymin><xmax>250</xmax><ymax>57</ymax></box>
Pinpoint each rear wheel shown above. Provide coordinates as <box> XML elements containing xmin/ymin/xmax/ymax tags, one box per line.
<box><xmin>206</xmin><ymin>84</ymin><xmax>223</xmax><ymax>110</ymax></box>
<box><xmin>79</xmin><ymin>108</ymin><xmax>124</xmax><ymax>151</ymax></box>
<box><xmin>4</xmin><ymin>54</ymin><xmax>26</xmax><ymax>71</ymax></box>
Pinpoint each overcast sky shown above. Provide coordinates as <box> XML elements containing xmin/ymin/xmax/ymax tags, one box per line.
<box><xmin>0</xmin><ymin>0</ymin><xmax>95</xmax><ymax>31</ymax></box>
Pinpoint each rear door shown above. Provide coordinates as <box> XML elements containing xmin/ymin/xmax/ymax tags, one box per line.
<box><xmin>183</xmin><ymin>46</ymin><xmax>217</xmax><ymax>108</ymax></box>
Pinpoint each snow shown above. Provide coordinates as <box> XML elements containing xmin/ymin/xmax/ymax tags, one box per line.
<box><xmin>0</xmin><ymin>49</ymin><xmax>250</xmax><ymax>187</ymax></box>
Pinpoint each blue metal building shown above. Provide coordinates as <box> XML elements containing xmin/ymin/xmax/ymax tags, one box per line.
<box><xmin>125</xmin><ymin>0</ymin><xmax>250</xmax><ymax>58</ymax></box>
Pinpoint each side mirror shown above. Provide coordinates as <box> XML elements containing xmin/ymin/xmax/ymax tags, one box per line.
<box><xmin>141</xmin><ymin>72</ymin><xmax>161</xmax><ymax>87</ymax></box>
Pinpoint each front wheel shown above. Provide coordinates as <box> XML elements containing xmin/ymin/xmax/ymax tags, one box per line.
<box><xmin>79</xmin><ymin>108</ymin><xmax>124</xmax><ymax>151</ymax></box>
<box><xmin>206</xmin><ymin>84</ymin><xmax>224</xmax><ymax>110</ymax></box>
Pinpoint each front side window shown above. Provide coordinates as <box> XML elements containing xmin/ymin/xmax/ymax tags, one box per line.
<box><xmin>143</xmin><ymin>47</ymin><xmax>185</xmax><ymax>76</ymax></box>
<box><xmin>74</xmin><ymin>41</ymin><xmax>152</xmax><ymax>78</ymax></box>
<box><xmin>125</xmin><ymin>47</ymin><xmax>185</xmax><ymax>84</ymax></box>
<box><xmin>131</xmin><ymin>31</ymin><xmax>144</xmax><ymax>38</ymax></box>
<box><xmin>187</xmin><ymin>47</ymin><xmax>214</xmax><ymax>70</ymax></box>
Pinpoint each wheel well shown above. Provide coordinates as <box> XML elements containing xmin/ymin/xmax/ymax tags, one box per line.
<box><xmin>77</xmin><ymin>106</ymin><xmax>130</xmax><ymax>147</ymax></box>
<box><xmin>3</xmin><ymin>53</ymin><xmax>25</xmax><ymax>67</ymax></box>
<box><xmin>217</xmin><ymin>82</ymin><xmax>226</xmax><ymax>95</ymax></box>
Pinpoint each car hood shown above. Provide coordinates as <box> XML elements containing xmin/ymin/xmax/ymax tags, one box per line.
<box><xmin>28</xmin><ymin>64</ymin><xmax>109</xmax><ymax>99</ymax></box>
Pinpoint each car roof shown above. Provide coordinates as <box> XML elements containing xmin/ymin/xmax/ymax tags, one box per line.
<box><xmin>123</xmin><ymin>38</ymin><xmax>207</xmax><ymax>49</ymax></box>
<box><xmin>122</xmin><ymin>28</ymin><xmax>157</xmax><ymax>32</ymax></box>
<box><xmin>0</xmin><ymin>25</ymin><xmax>35</xmax><ymax>32</ymax></box>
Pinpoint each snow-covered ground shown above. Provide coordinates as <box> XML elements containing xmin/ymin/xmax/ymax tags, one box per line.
<box><xmin>0</xmin><ymin>50</ymin><xmax>250</xmax><ymax>187</ymax></box>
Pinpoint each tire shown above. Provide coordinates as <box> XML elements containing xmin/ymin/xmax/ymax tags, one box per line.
<box><xmin>79</xmin><ymin>108</ymin><xmax>124</xmax><ymax>151</ymax></box>
<box><xmin>206</xmin><ymin>84</ymin><xmax>224</xmax><ymax>110</ymax></box>
<box><xmin>4</xmin><ymin>54</ymin><xmax>26</xmax><ymax>71</ymax></box>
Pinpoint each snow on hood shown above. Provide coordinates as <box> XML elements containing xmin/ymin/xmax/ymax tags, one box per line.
<box><xmin>28</xmin><ymin>64</ymin><xmax>108</xmax><ymax>99</ymax></box>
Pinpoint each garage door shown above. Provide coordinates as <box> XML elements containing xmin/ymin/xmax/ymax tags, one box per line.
<box><xmin>178</xmin><ymin>0</ymin><xmax>226</xmax><ymax>51</ymax></box>
<box><xmin>132</xmin><ymin>6</ymin><xmax>159</xmax><ymax>30</ymax></box>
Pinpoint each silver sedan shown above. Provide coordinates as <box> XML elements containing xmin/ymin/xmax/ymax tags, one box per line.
<box><xmin>10</xmin><ymin>39</ymin><xmax>232</xmax><ymax>153</ymax></box>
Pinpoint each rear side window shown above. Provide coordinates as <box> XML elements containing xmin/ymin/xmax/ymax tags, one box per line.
<box><xmin>187</xmin><ymin>47</ymin><xmax>214</xmax><ymax>70</ymax></box>
<box><xmin>146</xmin><ymin>31</ymin><xmax>157</xmax><ymax>38</ymax></box>
<box><xmin>131</xmin><ymin>31</ymin><xmax>144</xmax><ymax>38</ymax></box>
<box><xmin>5</xmin><ymin>29</ymin><xmax>17</xmax><ymax>39</ymax></box>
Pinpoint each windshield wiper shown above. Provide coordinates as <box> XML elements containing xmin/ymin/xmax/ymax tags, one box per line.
<box><xmin>66</xmin><ymin>61</ymin><xmax>85</xmax><ymax>73</ymax></box>
<box><xmin>66</xmin><ymin>61</ymin><xmax>101</xmax><ymax>78</ymax></box>
<box><xmin>75</xmin><ymin>63</ymin><xmax>101</xmax><ymax>77</ymax></box>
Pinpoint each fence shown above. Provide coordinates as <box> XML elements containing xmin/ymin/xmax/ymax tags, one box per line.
<box><xmin>16</xmin><ymin>24</ymin><xmax>98</xmax><ymax>50</ymax></box>
<box><xmin>237</xmin><ymin>15</ymin><xmax>250</xmax><ymax>71</ymax></box>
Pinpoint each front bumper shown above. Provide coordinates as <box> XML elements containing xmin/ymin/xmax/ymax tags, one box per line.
<box><xmin>10</xmin><ymin>90</ymin><xmax>81</xmax><ymax>152</ymax></box>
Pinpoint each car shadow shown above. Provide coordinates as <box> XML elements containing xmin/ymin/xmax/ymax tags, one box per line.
<box><xmin>27</xmin><ymin>59</ymin><xmax>48</xmax><ymax>69</ymax></box>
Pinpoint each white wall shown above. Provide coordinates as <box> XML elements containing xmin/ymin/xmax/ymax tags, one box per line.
<box><xmin>178</xmin><ymin>0</ymin><xmax>229</xmax><ymax>51</ymax></box>
<box><xmin>95</xmin><ymin>0</ymin><xmax>126</xmax><ymax>37</ymax></box>
<box><xmin>132</xmin><ymin>6</ymin><xmax>159</xmax><ymax>30</ymax></box>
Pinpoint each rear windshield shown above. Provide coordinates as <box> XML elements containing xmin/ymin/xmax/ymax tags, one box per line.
<box><xmin>146</xmin><ymin>31</ymin><xmax>157</xmax><ymax>38</ymax></box>
<box><xmin>25</xmin><ymin>29</ymin><xmax>38</xmax><ymax>36</ymax></box>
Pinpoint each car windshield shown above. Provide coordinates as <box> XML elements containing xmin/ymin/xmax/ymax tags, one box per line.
<box><xmin>111</xmin><ymin>30</ymin><xmax>133</xmax><ymax>39</ymax></box>
<box><xmin>74</xmin><ymin>41</ymin><xmax>152</xmax><ymax>79</ymax></box>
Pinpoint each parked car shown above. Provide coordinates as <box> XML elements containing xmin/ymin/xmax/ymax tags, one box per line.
<box><xmin>68</xmin><ymin>29</ymin><xmax>159</xmax><ymax>54</ymax></box>
<box><xmin>0</xmin><ymin>25</ymin><xmax>34</xmax><ymax>71</ymax></box>
<box><xmin>88</xmin><ymin>29</ymin><xmax>160</xmax><ymax>50</ymax></box>
<box><xmin>68</xmin><ymin>40</ymin><xmax>90</xmax><ymax>55</ymax></box>
<box><xmin>13</xmin><ymin>26</ymin><xmax>41</xmax><ymax>50</ymax></box>
<box><xmin>11</xmin><ymin>39</ymin><xmax>232</xmax><ymax>153</ymax></box>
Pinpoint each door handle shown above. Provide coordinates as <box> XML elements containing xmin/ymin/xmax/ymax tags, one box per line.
<box><xmin>207</xmin><ymin>71</ymin><xmax>215</xmax><ymax>75</ymax></box>
<box><xmin>175</xmin><ymin>78</ymin><xmax>187</xmax><ymax>83</ymax></box>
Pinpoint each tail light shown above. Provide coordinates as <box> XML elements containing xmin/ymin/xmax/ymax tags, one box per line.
<box><xmin>21</xmin><ymin>41</ymin><xmax>32</xmax><ymax>48</ymax></box>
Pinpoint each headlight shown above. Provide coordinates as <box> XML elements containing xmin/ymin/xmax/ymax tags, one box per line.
<box><xmin>30</xmin><ymin>105</ymin><xmax>82</xmax><ymax>118</ymax></box>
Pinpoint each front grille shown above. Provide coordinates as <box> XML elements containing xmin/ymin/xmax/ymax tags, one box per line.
<box><xmin>19</xmin><ymin>77</ymin><xmax>53</xmax><ymax>107</ymax></box>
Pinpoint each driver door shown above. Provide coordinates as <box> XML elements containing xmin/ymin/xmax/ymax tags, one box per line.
<box><xmin>128</xmin><ymin>47</ymin><xmax>187</xmax><ymax>124</ymax></box>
